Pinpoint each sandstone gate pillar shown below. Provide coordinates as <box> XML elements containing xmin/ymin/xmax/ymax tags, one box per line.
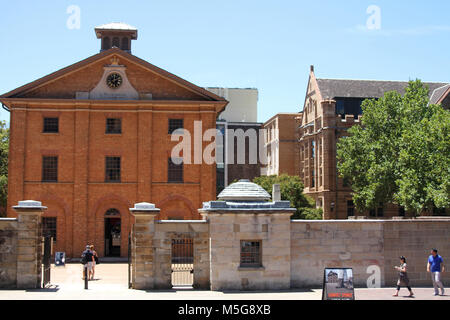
<box><xmin>129</xmin><ymin>202</ymin><xmax>160</xmax><ymax>290</ymax></box>
<box><xmin>12</xmin><ymin>200</ymin><xmax>47</xmax><ymax>289</ymax></box>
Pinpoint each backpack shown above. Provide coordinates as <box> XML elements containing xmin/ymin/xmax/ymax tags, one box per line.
<box><xmin>81</xmin><ymin>251</ymin><xmax>88</xmax><ymax>265</ymax></box>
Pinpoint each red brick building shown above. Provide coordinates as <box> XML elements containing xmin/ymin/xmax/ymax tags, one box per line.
<box><xmin>0</xmin><ymin>23</ymin><xmax>228</xmax><ymax>258</ymax></box>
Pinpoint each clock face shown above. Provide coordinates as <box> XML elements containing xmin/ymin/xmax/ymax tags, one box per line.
<box><xmin>106</xmin><ymin>73</ymin><xmax>123</xmax><ymax>89</ymax></box>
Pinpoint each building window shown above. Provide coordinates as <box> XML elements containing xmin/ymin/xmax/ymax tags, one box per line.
<box><xmin>216</xmin><ymin>166</ymin><xmax>225</xmax><ymax>195</ymax></box>
<box><xmin>102</xmin><ymin>37</ymin><xmax>111</xmax><ymax>50</ymax></box>
<box><xmin>240</xmin><ymin>240</ymin><xmax>262</xmax><ymax>267</ymax></box>
<box><xmin>42</xmin><ymin>217</ymin><xmax>57</xmax><ymax>240</ymax></box>
<box><xmin>377</xmin><ymin>203</ymin><xmax>384</xmax><ymax>217</ymax></box>
<box><xmin>105</xmin><ymin>157</ymin><xmax>121</xmax><ymax>182</ymax></box>
<box><xmin>370</xmin><ymin>203</ymin><xmax>384</xmax><ymax>217</ymax></box>
<box><xmin>42</xmin><ymin>156</ymin><xmax>58</xmax><ymax>182</ymax></box>
<box><xmin>347</xmin><ymin>200</ymin><xmax>355</xmax><ymax>217</ymax></box>
<box><xmin>43</xmin><ymin>118</ymin><xmax>59</xmax><ymax>133</ymax></box>
<box><xmin>399</xmin><ymin>207</ymin><xmax>405</xmax><ymax>217</ymax></box>
<box><xmin>106</xmin><ymin>118</ymin><xmax>122</xmax><ymax>134</ymax></box>
<box><xmin>432</xmin><ymin>206</ymin><xmax>447</xmax><ymax>216</ymax></box>
<box><xmin>112</xmin><ymin>37</ymin><xmax>120</xmax><ymax>48</ymax></box>
<box><xmin>168</xmin><ymin>158</ymin><xmax>183</xmax><ymax>183</ymax></box>
<box><xmin>168</xmin><ymin>119</ymin><xmax>184</xmax><ymax>134</ymax></box>
<box><xmin>121</xmin><ymin>37</ymin><xmax>129</xmax><ymax>50</ymax></box>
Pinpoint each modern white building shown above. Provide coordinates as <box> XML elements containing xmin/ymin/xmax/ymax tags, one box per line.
<box><xmin>206</xmin><ymin>88</ymin><xmax>258</xmax><ymax>122</ymax></box>
<box><xmin>205</xmin><ymin>88</ymin><xmax>262</xmax><ymax>194</ymax></box>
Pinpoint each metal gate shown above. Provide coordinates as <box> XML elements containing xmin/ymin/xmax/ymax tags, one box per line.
<box><xmin>42</xmin><ymin>234</ymin><xmax>52</xmax><ymax>288</ymax></box>
<box><xmin>171</xmin><ymin>238</ymin><xmax>194</xmax><ymax>287</ymax></box>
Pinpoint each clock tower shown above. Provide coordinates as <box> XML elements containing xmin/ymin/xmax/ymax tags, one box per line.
<box><xmin>95</xmin><ymin>22</ymin><xmax>138</xmax><ymax>54</ymax></box>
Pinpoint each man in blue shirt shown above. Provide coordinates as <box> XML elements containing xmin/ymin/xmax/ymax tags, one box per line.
<box><xmin>427</xmin><ymin>249</ymin><xmax>445</xmax><ymax>296</ymax></box>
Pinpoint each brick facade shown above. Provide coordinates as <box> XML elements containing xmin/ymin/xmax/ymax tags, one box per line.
<box><xmin>1</xmin><ymin>48</ymin><xmax>227</xmax><ymax>258</ymax></box>
<box><xmin>262</xmin><ymin>113</ymin><xmax>302</xmax><ymax>176</ymax></box>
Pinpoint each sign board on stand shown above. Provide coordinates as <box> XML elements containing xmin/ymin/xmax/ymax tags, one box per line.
<box><xmin>322</xmin><ymin>268</ymin><xmax>355</xmax><ymax>300</ymax></box>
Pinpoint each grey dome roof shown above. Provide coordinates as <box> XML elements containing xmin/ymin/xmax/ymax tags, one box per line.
<box><xmin>218</xmin><ymin>179</ymin><xmax>271</xmax><ymax>201</ymax></box>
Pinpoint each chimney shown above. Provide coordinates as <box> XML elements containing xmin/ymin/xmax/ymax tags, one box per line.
<box><xmin>272</xmin><ymin>184</ymin><xmax>281</xmax><ymax>201</ymax></box>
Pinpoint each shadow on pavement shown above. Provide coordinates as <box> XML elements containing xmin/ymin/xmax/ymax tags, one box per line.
<box><xmin>25</xmin><ymin>285</ymin><xmax>60</xmax><ymax>293</ymax></box>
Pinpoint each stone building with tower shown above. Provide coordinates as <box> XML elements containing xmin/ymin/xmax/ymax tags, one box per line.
<box><xmin>0</xmin><ymin>23</ymin><xmax>228</xmax><ymax>258</ymax></box>
<box><xmin>298</xmin><ymin>66</ymin><xmax>449</xmax><ymax>219</ymax></box>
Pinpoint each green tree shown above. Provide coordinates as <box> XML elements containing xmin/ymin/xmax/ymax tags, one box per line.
<box><xmin>337</xmin><ymin>80</ymin><xmax>450</xmax><ymax>215</ymax></box>
<box><xmin>0</xmin><ymin>121</ymin><xmax>8</xmax><ymax>217</ymax></box>
<box><xmin>252</xmin><ymin>174</ymin><xmax>322</xmax><ymax>220</ymax></box>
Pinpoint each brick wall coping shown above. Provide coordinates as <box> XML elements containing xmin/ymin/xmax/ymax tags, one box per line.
<box><xmin>156</xmin><ymin>220</ymin><xmax>208</xmax><ymax>224</ymax></box>
<box><xmin>291</xmin><ymin>219</ymin><xmax>450</xmax><ymax>223</ymax></box>
<box><xmin>199</xmin><ymin>210</ymin><xmax>295</xmax><ymax>214</ymax></box>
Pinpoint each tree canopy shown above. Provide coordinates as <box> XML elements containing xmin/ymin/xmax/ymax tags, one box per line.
<box><xmin>252</xmin><ymin>174</ymin><xmax>322</xmax><ymax>220</ymax></box>
<box><xmin>0</xmin><ymin>121</ymin><xmax>8</xmax><ymax>217</ymax></box>
<box><xmin>337</xmin><ymin>80</ymin><xmax>450</xmax><ymax>215</ymax></box>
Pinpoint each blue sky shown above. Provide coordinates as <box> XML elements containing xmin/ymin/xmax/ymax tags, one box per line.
<box><xmin>1</xmin><ymin>0</ymin><xmax>450</xmax><ymax>124</ymax></box>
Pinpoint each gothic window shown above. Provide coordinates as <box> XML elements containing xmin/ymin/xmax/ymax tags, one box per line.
<box><xmin>347</xmin><ymin>200</ymin><xmax>355</xmax><ymax>217</ymax></box>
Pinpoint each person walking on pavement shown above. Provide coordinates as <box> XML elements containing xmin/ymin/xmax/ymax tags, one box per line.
<box><xmin>393</xmin><ymin>256</ymin><xmax>414</xmax><ymax>297</ymax></box>
<box><xmin>90</xmin><ymin>245</ymin><xmax>99</xmax><ymax>280</ymax></box>
<box><xmin>81</xmin><ymin>245</ymin><xmax>95</xmax><ymax>281</ymax></box>
<box><xmin>427</xmin><ymin>248</ymin><xmax>445</xmax><ymax>296</ymax></box>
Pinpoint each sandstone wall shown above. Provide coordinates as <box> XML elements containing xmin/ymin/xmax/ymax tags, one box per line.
<box><xmin>383</xmin><ymin>219</ymin><xmax>450</xmax><ymax>287</ymax></box>
<box><xmin>290</xmin><ymin>219</ymin><xmax>450</xmax><ymax>288</ymax></box>
<box><xmin>0</xmin><ymin>218</ymin><xmax>18</xmax><ymax>288</ymax></box>
<box><xmin>208</xmin><ymin>213</ymin><xmax>291</xmax><ymax>291</ymax></box>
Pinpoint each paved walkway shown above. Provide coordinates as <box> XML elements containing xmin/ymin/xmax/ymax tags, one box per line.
<box><xmin>0</xmin><ymin>264</ymin><xmax>448</xmax><ymax>300</ymax></box>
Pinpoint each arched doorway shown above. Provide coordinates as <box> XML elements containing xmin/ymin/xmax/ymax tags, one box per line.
<box><xmin>104</xmin><ymin>208</ymin><xmax>121</xmax><ymax>257</ymax></box>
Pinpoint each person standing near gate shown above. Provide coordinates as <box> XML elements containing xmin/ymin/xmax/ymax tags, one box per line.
<box><xmin>427</xmin><ymin>249</ymin><xmax>445</xmax><ymax>296</ymax></box>
<box><xmin>81</xmin><ymin>245</ymin><xmax>95</xmax><ymax>281</ymax></box>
